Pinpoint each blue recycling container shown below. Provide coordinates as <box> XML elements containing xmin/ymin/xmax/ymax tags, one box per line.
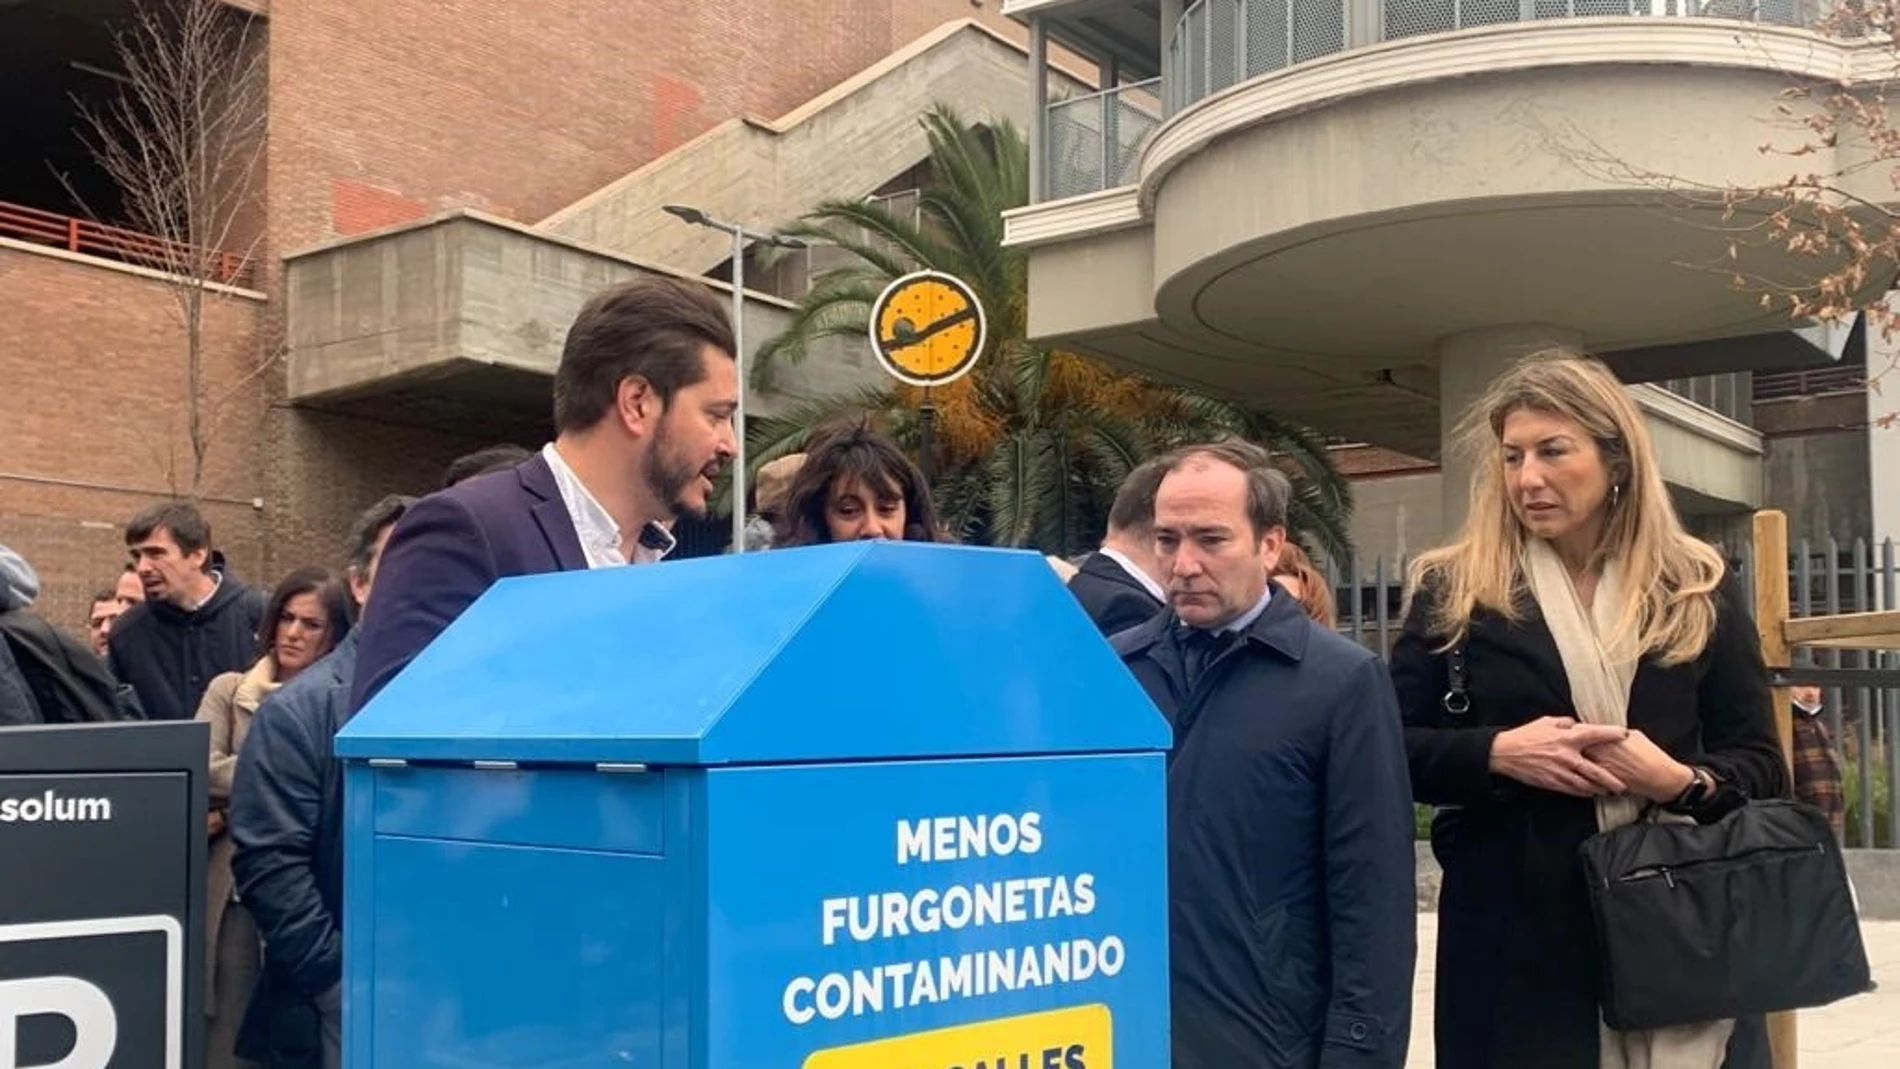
<box><xmin>336</xmin><ymin>541</ymin><xmax>1172</xmax><ymax>1069</ymax></box>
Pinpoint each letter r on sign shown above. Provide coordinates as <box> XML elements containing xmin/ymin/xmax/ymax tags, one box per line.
<box><xmin>0</xmin><ymin>976</ymin><xmax>118</xmax><ymax>1069</ymax></box>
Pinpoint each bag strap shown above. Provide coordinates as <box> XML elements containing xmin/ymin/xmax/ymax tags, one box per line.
<box><xmin>1441</xmin><ymin>641</ymin><xmax>1470</xmax><ymax>720</ymax></box>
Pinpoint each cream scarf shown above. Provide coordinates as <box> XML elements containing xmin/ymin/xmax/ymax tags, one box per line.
<box><xmin>1524</xmin><ymin>538</ymin><xmax>1733</xmax><ymax>1069</ymax></box>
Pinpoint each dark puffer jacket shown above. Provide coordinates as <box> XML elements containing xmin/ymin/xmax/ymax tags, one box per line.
<box><xmin>109</xmin><ymin>576</ymin><xmax>265</xmax><ymax>720</ymax></box>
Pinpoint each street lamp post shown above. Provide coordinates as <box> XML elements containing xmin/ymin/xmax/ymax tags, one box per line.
<box><xmin>662</xmin><ymin>205</ymin><xmax>805</xmax><ymax>553</ymax></box>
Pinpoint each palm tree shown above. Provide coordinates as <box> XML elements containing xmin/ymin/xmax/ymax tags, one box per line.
<box><xmin>750</xmin><ymin>104</ymin><xmax>1353</xmax><ymax>561</ymax></box>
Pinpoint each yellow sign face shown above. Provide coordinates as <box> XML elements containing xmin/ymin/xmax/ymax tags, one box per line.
<box><xmin>869</xmin><ymin>271</ymin><xmax>986</xmax><ymax>387</ymax></box>
<box><xmin>802</xmin><ymin>1004</ymin><xmax>1111</xmax><ymax>1069</ymax></box>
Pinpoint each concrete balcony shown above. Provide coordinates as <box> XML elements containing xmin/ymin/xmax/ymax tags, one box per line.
<box><xmin>1628</xmin><ymin>381</ymin><xmax>1763</xmax><ymax>513</ymax></box>
<box><xmin>1004</xmin><ymin>12</ymin><xmax>1889</xmax><ymax>522</ymax></box>
<box><xmin>1018</xmin><ymin>0</ymin><xmax>1819</xmax><ymax>200</ymax></box>
<box><xmin>285</xmin><ymin>212</ymin><xmax>883</xmax><ymax>440</ymax></box>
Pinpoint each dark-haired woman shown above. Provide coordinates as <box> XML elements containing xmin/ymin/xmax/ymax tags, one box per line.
<box><xmin>775</xmin><ymin>419</ymin><xmax>952</xmax><ymax>546</ymax></box>
<box><xmin>196</xmin><ymin>567</ymin><xmax>354</xmax><ymax>1069</ymax></box>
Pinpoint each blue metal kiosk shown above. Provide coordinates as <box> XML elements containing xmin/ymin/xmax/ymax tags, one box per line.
<box><xmin>337</xmin><ymin>542</ymin><xmax>1172</xmax><ymax>1069</ymax></box>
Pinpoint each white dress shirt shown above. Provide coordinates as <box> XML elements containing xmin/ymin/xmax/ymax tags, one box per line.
<box><xmin>540</xmin><ymin>443</ymin><xmax>677</xmax><ymax>568</ymax></box>
<box><xmin>1099</xmin><ymin>547</ymin><xmax>1167</xmax><ymax>603</ymax></box>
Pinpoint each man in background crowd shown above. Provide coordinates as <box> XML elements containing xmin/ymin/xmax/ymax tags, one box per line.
<box><xmin>1114</xmin><ymin>441</ymin><xmax>1415</xmax><ymax>1069</ymax></box>
<box><xmin>744</xmin><ymin>452</ymin><xmax>806</xmax><ymax>551</ymax></box>
<box><xmin>1790</xmin><ymin>681</ymin><xmax>1847</xmax><ymax>839</ymax></box>
<box><xmin>109</xmin><ymin>501</ymin><xmax>265</xmax><ymax>720</ymax></box>
<box><xmin>440</xmin><ymin>443</ymin><xmax>532</xmax><ymax>490</ymax></box>
<box><xmin>1</xmin><ymin>544</ymin><xmax>134</xmax><ymax>724</ymax></box>
<box><xmin>1</xmin><ymin>546</ymin><xmax>46</xmax><ymax>725</ymax></box>
<box><xmin>85</xmin><ymin>567</ymin><xmax>146</xmax><ymax>656</ymax></box>
<box><xmin>1068</xmin><ymin>458</ymin><xmax>1168</xmax><ymax>636</ymax></box>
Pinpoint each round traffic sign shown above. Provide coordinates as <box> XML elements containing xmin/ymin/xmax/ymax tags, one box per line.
<box><xmin>867</xmin><ymin>271</ymin><xmax>986</xmax><ymax>388</ymax></box>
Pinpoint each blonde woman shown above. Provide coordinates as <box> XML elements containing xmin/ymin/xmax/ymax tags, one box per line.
<box><xmin>199</xmin><ymin>567</ymin><xmax>354</xmax><ymax>1069</ymax></box>
<box><xmin>1390</xmin><ymin>354</ymin><xmax>1785</xmax><ymax>1069</ymax></box>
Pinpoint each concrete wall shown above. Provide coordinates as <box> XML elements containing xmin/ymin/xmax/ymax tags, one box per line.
<box><xmin>286</xmin><ymin>213</ymin><xmax>882</xmax><ymax>419</ymax></box>
<box><xmin>542</xmin><ymin>22</ymin><xmax>1089</xmax><ymax>275</ymax></box>
<box><xmin>264</xmin><ymin>2</ymin><xmax>1013</xmax><ymax>251</ymax></box>
<box><xmin>1018</xmin><ymin>25</ymin><xmax>1900</xmax><ymax>463</ymax></box>
<box><xmin>20</xmin><ymin>1</ymin><xmax>1060</xmax><ymax>603</ymax></box>
<box><xmin>1763</xmin><ymin>429</ymin><xmax>1875</xmax><ymax>546</ymax></box>
<box><xmin>1346</xmin><ymin>473</ymin><xmax>1444</xmax><ymax>572</ymax></box>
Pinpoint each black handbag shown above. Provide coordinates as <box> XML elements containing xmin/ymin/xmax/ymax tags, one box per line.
<box><xmin>1577</xmin><ymin>798</ymin><xmax>1874</xmax><ymax>1031</ymax></box>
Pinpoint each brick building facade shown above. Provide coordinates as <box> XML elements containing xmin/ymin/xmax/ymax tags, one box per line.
<box><xmin>3</xmin><ymin>0</ymin><xmax>1029</xmax><ymax>632</ymax></box>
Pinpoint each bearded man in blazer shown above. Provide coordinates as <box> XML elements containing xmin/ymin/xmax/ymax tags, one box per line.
<box><xmin>351</xmin><ymin>276</ymin><xmax>740</xmax><ymax>712</ymax></box>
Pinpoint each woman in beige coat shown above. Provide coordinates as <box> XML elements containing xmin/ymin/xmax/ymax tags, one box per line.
<box><xmin>197</xmin><ymin>566</ymin><xmax>354</xmax><ymax>1069</ymax></box>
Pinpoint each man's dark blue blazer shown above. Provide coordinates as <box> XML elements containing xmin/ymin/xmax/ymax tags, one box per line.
<box><xmin>350</xmin><ymin>453</ymin><xmax>585</xmax><ymax>714</ymax></box>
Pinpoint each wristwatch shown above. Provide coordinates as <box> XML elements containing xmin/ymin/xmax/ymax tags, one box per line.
<box><xmin>1664</xmin><ymin>765</ymin><xmax>1717</xmax><ymax>814</ymax></box>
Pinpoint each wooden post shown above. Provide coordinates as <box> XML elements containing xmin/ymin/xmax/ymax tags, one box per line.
<box><xmin>1754</xmin><ymin>510</ymin><xmax>1795</xmax><ymax>763</ymax></box>
<box><xmin>1751</xmin><ymin>509</ymin><xmax>1798</xmax><ymax>1069</ymax></box>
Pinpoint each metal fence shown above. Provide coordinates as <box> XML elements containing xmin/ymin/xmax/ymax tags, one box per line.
<box><xmin>1329</xmin><ymin>534</ymin><xmax>1900</xmax><ymax>847</ymax></box>
<box><xmin>1776</xmin><ymin>536</ymin><xmax>1900</xmax><ymax>849</ymax></box>
<box><xmin>1046</xmin><ymin>79</ymin><xmax>1164</xmax><ymax>200</ymax></box>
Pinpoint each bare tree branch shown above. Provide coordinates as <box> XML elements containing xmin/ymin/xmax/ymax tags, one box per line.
<box><xmin>1525</xmin><ymin>12</ymin><xmax>1900</xmax><ymax>412</ymax></box>
<box><xmin>70</xmin><ymin>0</ymin><xmax>270</xmax><ymax>497</ymax></box>
<box><xmin>202</xmin><ymin>341</ymin><xmax>284</xmax><ymax>445</ymax></box>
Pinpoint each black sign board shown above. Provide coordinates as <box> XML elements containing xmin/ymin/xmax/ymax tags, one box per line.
<box><xmin>0</xmin><ymin>722</ymin><xmax>206</xmax><ymax>1069</ymax></box>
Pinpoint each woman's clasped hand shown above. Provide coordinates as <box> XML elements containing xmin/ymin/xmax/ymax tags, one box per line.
<box><xmin>1489</xmin><ymin>716</ymin><xmax>1630</xmax><ymax>797</ymax></box>
<box><xmin>1490</xmin><ymin>718</ymin><xmax>1697</xmax><ymax>801</ymax></box>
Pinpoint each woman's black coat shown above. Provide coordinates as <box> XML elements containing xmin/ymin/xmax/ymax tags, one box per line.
<box><xmin>1389</xmin><ymin>573</ymin><xmax>1787</xmax><ymax>1069</ymax></box>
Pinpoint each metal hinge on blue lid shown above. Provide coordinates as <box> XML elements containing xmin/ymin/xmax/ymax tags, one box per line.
<box><xmin>471</xmin><ymin>760</ymin><xmax>518</xmax><ymax>771</ymax></box>
<box><xmin>594</xmin><ymin>762</ymin><xmax>650</xmax><ymax>774</ymax></box>
<box><xmin>366</xmin><ymin>758</ymin><xmax>408</xmax><ymax>769</ymax></box>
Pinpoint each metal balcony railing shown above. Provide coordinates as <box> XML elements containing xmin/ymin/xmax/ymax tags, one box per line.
<box><xmin>1383</xmin><ymin>0</ymin><xmax>1810</xmax><ymax>42</ymax></box>
<box><xmin>1170</xmin><ymin>0</ymin><xmax>1347</xmax><ymax>107</ymax></box>
<box><xmin>1656</xmin><ymin>370</ymin><xmax>1754</xmax><ymax>424</ymax></box>
<box><xmin>0</xmin><ymin>199</ymin><xmax>255</xmax><ymax>287</ymax></box>
<box><xmin>1167</xmin><ymin>0</ymin><xmax>1817</xmax><ymax>113</ymax></box>
<box><xmin>1046</xmin><ymin>78</ymin><xmax>1165</xmax><ymax>200</ymax></box>
<box><xmin>1038</xmin><ymin>0</ymin><xmax>1822</xmax><ymax>200</ymax></box>
<box><xmin>1754</xmin><ymin>364</ymin><xmax>1868</xmax><ymax>400</ymax></box>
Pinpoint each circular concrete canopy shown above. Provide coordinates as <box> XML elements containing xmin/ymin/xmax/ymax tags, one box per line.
<box><xmin>1184</xmin><ymin>196</ymin><xmax>1799</xmax><ymax>358</ymax></box>
<box><xmin>1140</xmin><ymin>21</ymin><xmax>1900</xmax><ymax>360</ymax></box>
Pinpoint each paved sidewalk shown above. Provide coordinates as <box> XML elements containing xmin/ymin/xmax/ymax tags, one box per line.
<box><xmin>1404</xmin><ymin>915</ymin><xmax>1900</xmax><ymax>1067</ymax></box>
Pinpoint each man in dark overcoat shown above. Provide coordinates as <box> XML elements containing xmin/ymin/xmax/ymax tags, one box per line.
<box><xmin>1114</xmin><ymin>441</ymin><xmax>1416</xmax><ymax>1069</ymax></box>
